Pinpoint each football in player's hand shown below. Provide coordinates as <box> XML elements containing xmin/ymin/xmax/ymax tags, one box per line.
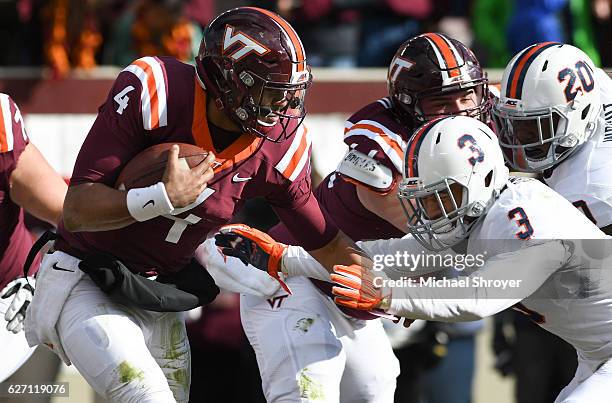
<box><xmin>115</xmin><ymin>143</ymin><xmax>210</xmax><ymax>190</ymax></box>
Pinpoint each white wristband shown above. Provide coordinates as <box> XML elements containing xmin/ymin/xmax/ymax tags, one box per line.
<box><xmin>126</xmin><ymin>182</ymin><xmax>174</xmax><ymax>222</ymax></box>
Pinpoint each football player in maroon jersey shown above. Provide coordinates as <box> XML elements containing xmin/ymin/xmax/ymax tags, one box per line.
<box><xmin>0</xmin><ymin>93</ymin><xmax>67</xmax><ymax>381</ymax></box>
<box><xmin>215</xmin><ymin>33</ymin><xmax>493</xmax><ymax>402</ymax></box>
<box><xmin>24</xmin><ymin>7</ymin><xmax>370</xmax><ymax>403</ymax></box>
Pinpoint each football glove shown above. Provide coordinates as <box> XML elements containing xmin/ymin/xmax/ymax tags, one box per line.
<box><xmin>1</xmin><ymin>277</ymin><xmax>35</xmax><ymax>333</ymax></box>
<box><xmin>331</xmin><ymin>264</ymin><xmax>391</xmax><ymax>311</ymax></box>
<box><xmin>215</xmin><ymin>224</ymin><xmax>291</xmax><ymax>294</ymax></box>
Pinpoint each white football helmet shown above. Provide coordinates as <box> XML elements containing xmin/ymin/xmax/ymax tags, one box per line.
<box><xmin>398</xmin><ymin>116</ymin><xmax>509</xmax><ymax>251</ymax></box>
<box><xmin>493</xmin><ymin>43</ymin><xmax>601</xmax><ymax>172</ymax></box>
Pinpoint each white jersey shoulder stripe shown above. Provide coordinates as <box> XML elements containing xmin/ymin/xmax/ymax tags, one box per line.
<box><xmin>344</xmin><ymin>123</ymin><xmax>405</xmax><ymax>173</ymax></box>
<box><xmin>376</xmin><ymin>97</ymin><xmax>392</xmax><ymax>109</ymax></box>
<box><xmin>275</xmin><ymin>125</ymin><xmax>311</xmax><ymax>181</ymax></box>
<box><xmin>0</xmin><ymin>94</ymin><xmax>14</xmax><ymax>152</ymax></box>
<box><xmin>123</xmin><ymin>57</ymin><xmax>168</xmax><ymax>130</ymax></box>
<box><xmin>353</xmin><ymin>119</ymin><xmax>406</xmax><ymax>146</ymax></box>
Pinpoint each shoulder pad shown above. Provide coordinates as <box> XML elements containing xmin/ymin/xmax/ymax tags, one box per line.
<box><xmin>122</xmin><ymin>57</ymin><xmax>169</xmax><ymax>130</ymax></box>
<box><xmin>336</xmin><ymin>149</ymin><xmax>394</xmax><ymax>192</ymax></box>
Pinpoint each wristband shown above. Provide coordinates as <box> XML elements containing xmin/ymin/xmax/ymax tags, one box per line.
<box><xmin>126</xmin><ymin>182</ymin><xmax>174</xmax><ymax>222</ymax></box>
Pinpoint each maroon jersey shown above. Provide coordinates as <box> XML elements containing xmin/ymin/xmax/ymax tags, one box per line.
<box><xmin>57</xmin><ymin>56</ymin><xmax>337</xmax><ymax>274</ymax></box>
<box><xmin>271</xmin><ymin>97</ymin><xmax>413</xmax><ymax>319</ymax></box>
<box><xmin>0</xmin><ymin>94</ymin><xmax>38</xmax><ymax>289</ymax></box>
<box><xmin>314</xmin><ymin>97</ymin><xmax>410</xmax><ymax>241</ymax></box>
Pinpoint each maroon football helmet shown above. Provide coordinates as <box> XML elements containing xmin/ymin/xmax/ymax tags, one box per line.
<box><xmin>196</xmin><ymin>7</ymin><xmax>312</xmax><ymax>142</ymax></box>
<box><xmin>387</xmin><ymin>33</ymin><xmax>490</xmax><ymax>125</ymax></box>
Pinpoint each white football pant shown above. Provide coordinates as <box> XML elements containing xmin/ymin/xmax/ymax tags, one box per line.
<box><xmin>241</xmin><ymin>276</ymin><xmax>399</xmax><ymax>403</ymax></box>
<box><xmin>55</xmin><ymin>255</ymin><xmax>190</xmax><ymax>403</ymax></box>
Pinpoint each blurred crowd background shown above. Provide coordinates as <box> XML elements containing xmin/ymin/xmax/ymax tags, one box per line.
<box><xmin>2</xmin><ymin>1</ymin><xmax>611</xmax><ymax>403</ymax></box>
<box><xmin>0</xmin><ymin>0</ymin><xmax>610</xmax><ymax>78</ymax></box>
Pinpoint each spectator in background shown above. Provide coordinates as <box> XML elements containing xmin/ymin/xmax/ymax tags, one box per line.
<box><xmin>471</xmin><ymin>0</ymin><xmax>512</xmax><ymax>68</ymax></box>
<box><xmin>103</xmin><ymin>0</ymin><xmax>202</xmax><ymax>67</ymax></box>
<box><xmin>0</xmin><ymin>0</ymin><xmax>46</xmax><ymax>66</ymax></box>
<box><xmin>432</xmin><ymin>0</ymin><xmax>474</xmax><ymax>48</ymax></box>
<box><xmin>493</xmin><ymin>311</ymin><xmax>577</xmax><ymax>403</ymax></box>
<box><xmin>43</xmin><ymin>0</ymin><xmax>103</xmax><ymax>78</ymax></box>
<box><xmin>592</xmin><ymin>0</ymin><xmax>612</xmax><ymax>66</ymax></box>
<box><xmin>506</xmin><ymin>0</ymin><xmax>568</xmax><ymax>54</ymax></box>
<box><xmin>357</xmin><ymin>0</ymin><xmax>431</xmax><ymax>67</ymax></box>
<box><xmin>255</xmin><ymin>0</ymin><xmax>361</xmax><ymax>67</ymax></box>
<box><xmin>565</xmin><ymin>0</ymin><xmax>601</xmax><ymax>65</ymax></box>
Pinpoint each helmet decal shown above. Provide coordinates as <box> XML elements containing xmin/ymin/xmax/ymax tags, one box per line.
<box><xmin>457</xmin><ymin>134</ymin><xmax>485</xmax><ymax>166</ymax></box>
<box><xmin>388</xmin><ymin>55</ymin><xmax>415</xmax><ymax>84</ymax></box>
<box><xmin>222</xmin><ymin>25</ymin><xmax>271</xmax><ymax>61</ymax></box>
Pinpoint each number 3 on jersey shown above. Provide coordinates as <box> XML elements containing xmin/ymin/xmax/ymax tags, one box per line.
<box><xmin>508</xmin><ymin>207</ymin><xmax>534</xmax><ymax>240</ymax></box>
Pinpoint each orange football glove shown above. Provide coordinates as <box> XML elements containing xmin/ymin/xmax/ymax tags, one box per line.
<box><xmin>215</xmin><ymin>224</ymin><xmax>291</xmax><ymax>294</ymax></box>
<box><xmin>331</xmin><ymin>264</ymin><xmax>391</xmax><ymax>311</ymax></box>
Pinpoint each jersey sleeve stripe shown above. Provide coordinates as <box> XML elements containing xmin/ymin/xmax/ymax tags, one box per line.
<box><xmin>345</xmin><ymin>126</ymin><xmax>405</xmax><ymax>173</ymax></box>
<box><xmin>376</xmin><ymin>97</ymin><xmax>392</xmax><ymax>109</ymax></box>
<box><xmin>344</xmin><ymin>121</ymin><xmax>406</xmax><ymax>172</ymax></box>
<box><xmin>356</xmin><ymin>120</ymin><xmax>405</xmax><ymax>146</ymax></box>
<box><xmin>344</xmin><ymin>120</ymin><xmax>354</xmax><ymax>133</ymax></box>
<box><xmin>286</xmin><ymin>129</ymin><xmax>311</xmax><ymax>181</ymax></box>
<box><xmin>124</xmin><ymin>57</ymin><xmax>168</xmax><ymax>130</ymax></box>
<box><xmin>275</xmin><ymin>125</ymin><xmax>310</xmax><ymax>180</ymax></box>
<box><xmin>0</xmin><ymin>94</ymin><xmax>14</xmax><ymax>152</ymax></box>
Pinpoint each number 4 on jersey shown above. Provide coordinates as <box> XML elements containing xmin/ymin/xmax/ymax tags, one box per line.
<box><xmin>114</xmin><ymin>86</ymin><xmax>135</xmax><ymax>115</ymax></box>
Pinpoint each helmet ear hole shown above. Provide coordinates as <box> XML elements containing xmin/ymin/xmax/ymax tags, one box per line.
<box><xmin>484</xmin><ymin>170</ymin><xmax>493</xmax><ymax>187</ymax></box>
<box><xmin>581</xmin><ymin>104</ymin><xmax>591</xmax><ymax>120</ymax></box>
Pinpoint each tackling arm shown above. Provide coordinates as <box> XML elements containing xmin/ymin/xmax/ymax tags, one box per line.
<box><xmin>382</xmin><ymin>240</ymin><xmax>574</xmax><ymax>321</ymax></box>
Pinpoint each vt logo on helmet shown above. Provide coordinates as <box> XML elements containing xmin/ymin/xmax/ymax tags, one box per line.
<box><xmin>399</xmin><ymin>116</ymin><xmax>509</xmax><ymax>251</ymax></box>
<box><xmin>493</xmin><ymin>43</ymin><xmax>601</xmax><ymax>172</ymax></box>
<box><xmin>196</xmin><ymin>7</ymin><xmax>312</xmax><ymax>142</ymax></box>
<box><xmin>222</xmin><ymin>26</ymin><xmax>271</xmax><ymax>61</ymax></box>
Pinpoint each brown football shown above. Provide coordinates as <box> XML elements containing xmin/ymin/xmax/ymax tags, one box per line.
<box><xmin>115</xmin><ymin>143</ymin><xmax>210</xmax><ymax>190</ymax></box>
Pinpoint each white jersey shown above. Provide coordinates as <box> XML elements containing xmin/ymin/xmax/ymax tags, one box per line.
<box><xmin>451</xmin><ymin>178</ymin><xmax>612</xmax><ymax>362</ymax></box>
<box><xmin>283</xmin><ymin>179</ymin><xmax>612</xmax><ymax>361</ymax></box>
<box><xmin>544</xmin><ymin>68</ymin><xmax>612</xmax><ymax>228</ymax></box>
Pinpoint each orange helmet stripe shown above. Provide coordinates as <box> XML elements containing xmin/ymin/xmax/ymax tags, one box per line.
<box><xmin>423</xmin><ymin>33</ymin><xmax>460</xmax><ymax>77</ymax></box>
<box><xmin>245</xmin><ymin>7</ymin><xmax>306</xmax><ymax>72</ymax></box>
<box><xmin>507</xmin><ymin>42</ymin><xmax>558</xmax><ymax>99</ymax></box>
<box><xmin>406</xmin><ymin>118</ymin><xmax>441</xmax><ymax>177</ymax></box>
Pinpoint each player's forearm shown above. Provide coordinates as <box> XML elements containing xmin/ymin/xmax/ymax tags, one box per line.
<box><xmin>386</xmin><ymin>240</ymin><xmax>573</xmax><ymax>321</ymax></box>
<box><xmin>308</xmin><ymin>231</ymin><xmax>371</xmax><ymax>273</ymax></box>
<box><xmin>387</xmin><ymin>289</ymin><xmax>520</xmax><ymax>321</ymax></box>
<box><xmin>63</xmin><ymin>183</ymin><xmax>136</xmax><ymax>231</ymax></box>
<box><xmin>282</xmin><ymin>236</ymin><xmax>447</xmax><ymax>281</ymax></box>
